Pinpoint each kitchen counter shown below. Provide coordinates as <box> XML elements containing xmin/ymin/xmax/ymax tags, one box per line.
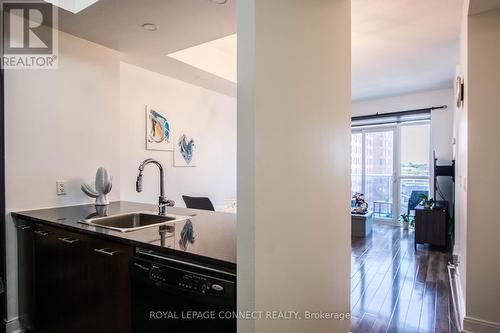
<box><xmin>12</xmin><ymin>201</ymin><xmax>236</xmax><ymax>272</ymax></box>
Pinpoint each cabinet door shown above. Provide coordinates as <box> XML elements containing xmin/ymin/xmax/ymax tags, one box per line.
<box><xmin>33</xmin><ymin>225</ymin><xmax>90</xmax><ymax>333</ymax></box>
<box><xmin>16</xmin><ymin>221</ymin><xmax>34</xmax><ymax>331</ymax></box>
<box><xmin>33</xmin><ymin>225</ymin><xmax>66</xmax><ymax>333</ymax></box>
<box><xmin>55</xmin><ymin>229</ymin><xmax>92</xmax><ymax>333</ymax></box>
<box><xmin>85</xmin><ymin>238</ymin><xmax>133</xmax><ymax>333</ymax></box>
<box><xmin>428</xmin><ymin>209</ymin><xmax>447</xmax><ymax>247</ymax></box>
<box><xmin>31</xmin><ymin>224</ymin><xmax>133</xmax><ymax>333</ymax></box>
<box><xmin>414</xmin><ymin>210</ymin><xmax>428</xmax><ymax>244</ymax></box>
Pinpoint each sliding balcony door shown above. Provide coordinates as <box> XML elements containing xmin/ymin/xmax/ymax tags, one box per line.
<box><xmin>398</xmin><ymin>123</ymin><xmax>431</xmax><ymax>216</ymax></box>
<box><xmin>351</xmin><ymin>122</ymin><xmax>431</xmax><ymax>223</ymax></box>
<box><xmin>352</xmin><ymin>126</ymin><xmax>396</xmax><ymax>221</ymax></box>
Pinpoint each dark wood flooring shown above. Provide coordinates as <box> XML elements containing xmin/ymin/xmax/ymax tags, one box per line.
<box><xmin>351</xmin><ymin>223</ymin><xmax>459</xmax><ymax>333</ymax></box>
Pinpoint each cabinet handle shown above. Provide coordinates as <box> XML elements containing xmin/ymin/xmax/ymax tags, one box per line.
<box><xmin>58</xmin><ymin>237</ymin><xmax>79</xmax><ymax>244</ymax></box>
<box><xmin>34</xmin><ymin>230</ymin><xmax>49</xmax><ymax>236</ymax></box>
<box><xmin>17</xmin><ymin>225</ymin><xmax>31</xmax><ymax>230</ymax></box>
<box><xmin>93</xmin><ymin>248</ymin><xmax>118</xmax><ymax>256</ymax></box>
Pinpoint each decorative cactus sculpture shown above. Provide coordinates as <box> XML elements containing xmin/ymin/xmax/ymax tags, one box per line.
<box><xmin>81</xmin><ymin>167</ymin><xmax>112</xmax><ymax>206</ymax></box>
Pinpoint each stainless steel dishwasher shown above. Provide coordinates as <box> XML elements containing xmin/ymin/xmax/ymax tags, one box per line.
<box><xmin>129</xmin><ymin>249</ymin><xmax>236</xmax><ymax>333</ymax></box>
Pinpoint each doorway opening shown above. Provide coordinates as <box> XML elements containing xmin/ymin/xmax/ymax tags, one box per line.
<box><xmin>349</xmin><ymin>113</ymin><xmax>458</xmax><ymax>332</ymax></box>
<box><xmin>351</xmin><ymin>121</ymin><xmax>431</xmax><ymax>224</ymax></box>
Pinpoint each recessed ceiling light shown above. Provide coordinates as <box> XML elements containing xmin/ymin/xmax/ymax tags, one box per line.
<box><xmin>210</xmin><ymin>0</ymin><xmax>228</xmax><ymax>4</ymax></box>
<box><xmin>141</xmin><ymin>23</ymin><xmax>158</xmax><ymax>31</ymax></box>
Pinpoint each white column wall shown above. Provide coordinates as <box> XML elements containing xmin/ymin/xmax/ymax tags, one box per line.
<box><xmin>237</xmin><ymin>1</ymin><xmax>352</xmax><ymax>332</ymax></box>
<box><xmin>464</xmin><ymin>6</ymin><xmax>500</xmax><ymax>331</ymax></box>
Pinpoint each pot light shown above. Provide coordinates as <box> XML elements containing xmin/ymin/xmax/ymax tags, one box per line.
<box><xmin>210</xmin><ymin>0</ymin><xmax>228</xmax><ymax>4</ymax></box>
<box><xmin>141</xmin><ymin>23</ymin><xmax>158</xmax><ymax>32</ymax></box>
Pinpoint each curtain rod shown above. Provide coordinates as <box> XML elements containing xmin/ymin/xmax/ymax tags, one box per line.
<box><xmin>352</xmin><ymin>105</ymin><xmax>447</xmax><ymax>122</ymax></box>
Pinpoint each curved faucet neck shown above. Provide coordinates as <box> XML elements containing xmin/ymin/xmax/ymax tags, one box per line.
<box><xmin>137</xmin><ymin>158</ymin><xmax>165</xmax><ymax>207</ymax></box>
<box><xmin>139</xmin><ymin>158</ymin><xmax>164</xmax><ymax>174</ymax></box>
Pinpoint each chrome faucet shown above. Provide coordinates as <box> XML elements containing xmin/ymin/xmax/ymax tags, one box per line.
<box><xmin>136</xmin><ymin>158</ymin><xmax>174</xmax><ymax>215</ymax></box>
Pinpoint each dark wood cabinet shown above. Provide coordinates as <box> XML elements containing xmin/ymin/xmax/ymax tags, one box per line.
<box><xmin>85</xmin><ymin>237</ymin><xmax>132</xmax><ymax>333</ymax></box>
<box><xmin>16</xmin><ymin>223</ymin><xmax>34</xmax><ymax>332</ymax></box>
<box><xmin>16</xmin><ymin>219</ymin><xmax>133</xmax><ymax>333</ymax></box>
<box><xmin>414</xmin><ymin>203</ymin><xmax>448</xmax><ymax>250</ymax></box>
<box><xmin>32</xmin><ymin>224</ymin><xmax>89</xmax><ymax>333</ymax></box>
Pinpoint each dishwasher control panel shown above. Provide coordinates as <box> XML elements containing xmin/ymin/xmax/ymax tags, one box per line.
<box><xmin>148</xmin><ymin>263</ymin><xmax>231</xmax><ymax>297</ymax></box>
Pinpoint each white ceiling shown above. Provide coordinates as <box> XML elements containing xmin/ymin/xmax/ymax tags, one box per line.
<box><xmin>167</xmin><ymin>34</ymin><xmax>236</xmax><ymax>83</ymax></box>
<box><xmin>352</xmin><ymin>0</ymin><xmax>463</xmax><ymax>101</ymax></box>
<box><xmin>53</xmin><ymin>0</ymin><xmax>464</xmax><ymax>101</ymax></box>
<box><xmin>469</xmin><ymin>0</ymin><xmax>500</xmax><ymax>15</ymax></box>
<box><xmin>45</xmin><ymin>0</ymin><xmax>98</xmax><ymax>13</ymax></box>
<box><xmin>55</xmin><ymin>0</ymin><xmax>236</xmax><ymax>96</ymax></box>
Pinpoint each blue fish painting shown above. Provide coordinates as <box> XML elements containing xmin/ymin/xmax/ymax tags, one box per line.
<box><xmin>178</xmin><ymin>134</ymin><xmax>195</xmax><ymax>164</ymax></box>
<box><xmin>148</xmin><ymin>110</ymin><xmax>171</xmax><ymax>144</ymax></box>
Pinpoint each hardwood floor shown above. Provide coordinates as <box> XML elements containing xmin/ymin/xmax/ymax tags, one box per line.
<box><xmin>351</xmin><ymin>223</ymin><xmax>459</xmax><ymax>333</ymax></box>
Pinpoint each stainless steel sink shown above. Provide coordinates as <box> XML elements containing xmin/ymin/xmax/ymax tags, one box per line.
<box><xmin>79</xmin><ymin>212</ymin><xmax>188</xmax><ymax>232</ymax></box>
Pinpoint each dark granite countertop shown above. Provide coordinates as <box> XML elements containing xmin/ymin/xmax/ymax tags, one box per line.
<box><xmin>12</xmin><ymin>201</ymin><xmax>236</xmax><ymax>272</ymax></box>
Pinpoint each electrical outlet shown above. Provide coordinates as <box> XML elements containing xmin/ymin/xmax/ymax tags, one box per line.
<box><xmin>56</xmin><ymin>181</ymin><xmax>67</xmax><ymax>195</ymax></box>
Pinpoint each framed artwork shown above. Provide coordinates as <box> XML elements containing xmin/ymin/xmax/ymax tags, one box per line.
<box><xmin>145</xmin><ymin>106</ymin><xmax>173</xmax><ymax>151</ymax></box>
<box><xmin>174</xmin><ymin>133</ymin><xmax>197</xmax><ymax>167</ymax></box>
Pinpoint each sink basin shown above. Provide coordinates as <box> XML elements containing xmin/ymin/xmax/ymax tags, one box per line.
<box><xmin>79</xmin><ymin>212</ymin><xmax>187</xmax><ymax>232</ymax></box>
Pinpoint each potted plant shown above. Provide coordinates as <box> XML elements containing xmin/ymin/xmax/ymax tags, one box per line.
<box><xmin>399</xmin><ymin>213</ymin><xmax>412</xmax><ymax>230</ymax></box>
<box><xmin>352</xmin><ymin>192</ymin><xmax>368</xmax><ymax>214</ymax></box>
<box><xmin>419</xmin><ymin>193</ymin><xmax>434</xmax><ymax>209</ymax></box>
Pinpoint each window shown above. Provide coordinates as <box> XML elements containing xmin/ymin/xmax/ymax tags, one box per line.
<box><xmin>364</xmin><ymin>129</ymin><xmax>394</xmax><ymax>219</ymax></box>
<box><xmin>351</xmin><ymin>122</ymin><xmax>430</xmax><ymax>222</ymax></box>
<box><xmin>351</xmin><ymin>132</ymin><xmax>362</xmax><ymax>196</ymax></box>
<box><xmin>399</xmin><ymin>123</ymin><xmax>430</xmax><ymax>216</ymax></box>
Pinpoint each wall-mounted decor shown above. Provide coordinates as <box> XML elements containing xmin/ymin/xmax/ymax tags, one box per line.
<box><xmin>81</xmin><ymin>167</ymin><xmax>112</xmax><ymax>205</ymax></box>
<box><xmin>174</xmin><ymin>134</ymin><xmax>197</xmax><ymax>167</ymax></box>
<box><xmin>146</xmin><ymin>106</ymin><xmax>173</xmax><ymax>151</ymax></box>
<box><xmin>455</xmin><ymin>75</ymin><xmax>464</xmax><ymax>108</ymax></box>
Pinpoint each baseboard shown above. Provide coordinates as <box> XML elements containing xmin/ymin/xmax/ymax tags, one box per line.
<box><xmin>463</xmin><ymin>316</ymin><xmax>500</xmax><ymax>333</ymax></box>
<box><xmin>450</xmin><ymin>253</ymin><xmax>464</xmax><ymax>306</ymax></box>
<box><xmin>4</xmin><ymin>317</ymin><xmax>22</xmax><ymax>333</ymax></box>
<box><xmin>448</xmin><ymin>262</ymin><xmax>464</xmax><ymax>331</ymax></box>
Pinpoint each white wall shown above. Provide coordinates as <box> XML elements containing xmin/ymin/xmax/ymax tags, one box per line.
<box><xmin>463</xmin><ymin>6</ymin><xmax>500</xmax><ymax>331</ymax></box>
<box><xmin>352</xmin><ymin>88</ymin><xmax>454</xmax><ymax>161</ymax></box>
<box><xmin>238</xmin><ymin>0</ymin><xmax>351</xmax><ymax>332</ymax></box>
<box><xmin>352</xmin><ymin>88</ymin><xmax>455</xmax><ymax>202</ymax></box>
<box><xmin>4</xmin><ymin>31</ymin><xmax>121</xmax><ymax>329</ymax></box>
<box><xmin>119</xmin><ymin>62</ymin><xmax>236</xmax><ymax>208</ymax></box>
<box><xmin>4</xmin><ymin>32</ymin><xmax>237</xmax><ymax>333</ymax></box>
<box><xmin>454</xmin><ymin>0</ymin><xmax>469</xmax><ymax>325</ymax></box>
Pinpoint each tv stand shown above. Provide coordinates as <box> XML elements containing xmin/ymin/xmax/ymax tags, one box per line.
<box><xmin>414</xmin><ymin>201</ymin><xmax>449</xmax><ymax>251</ymax></box>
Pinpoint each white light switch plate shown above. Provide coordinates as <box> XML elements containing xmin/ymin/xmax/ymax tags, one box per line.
<box><xmin>56</xmin><ymin>180</ymin><xmax>67</xmax><ymax>195</ymax></box>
